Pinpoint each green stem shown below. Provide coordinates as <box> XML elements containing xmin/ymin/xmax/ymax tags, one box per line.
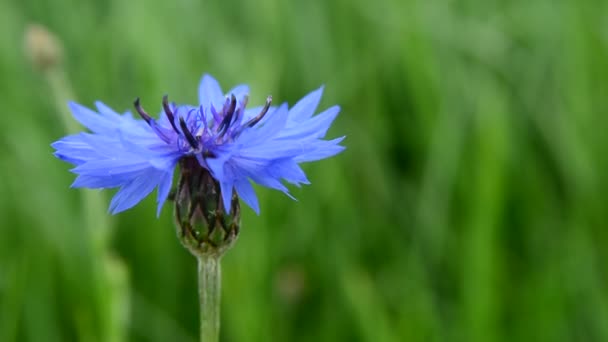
<box><xmin>198</xmin><ymin>255</ymin><xmax>221</xmax><ymax>342</ymax></box>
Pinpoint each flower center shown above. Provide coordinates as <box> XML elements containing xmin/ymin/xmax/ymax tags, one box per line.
<box><xmin>133</xmin><ymin>94</ymin><xmax>273</xmax><ymax>156</ymax></box>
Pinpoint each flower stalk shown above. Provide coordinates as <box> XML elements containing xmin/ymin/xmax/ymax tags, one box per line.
<box><xmin>197</xmin><ymin>255</ymin><xmax>221</xmax><ymax>342</ymax></box>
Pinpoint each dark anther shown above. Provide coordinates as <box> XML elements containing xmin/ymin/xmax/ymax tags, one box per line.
<box><xmin>220</xmin><ymin>96</ymin><xmax>230</xmax><ymax>115</ymax></box>
<box><xmin>246</xmin><ymin>95</ymin><xmax>272</xmax><ymax>127</ymax></box>
<box><xmin>162</xmin><ymin>95</ymin><xmax>180</xmax><ymax>133</ymax></box>
<box><xmin>179</xmin><ymin>117</ymin><xmax>199</xmax><ymax>149</ymax></box>
<box><xmin>134</xmin><ymin>97</ymin><xmax>153</xmax><ymax>124</ymax></box>
<box><xmin>217</xmin><ymin>94</ymin><xmax>237</xmax><ymax>138</ymax></box>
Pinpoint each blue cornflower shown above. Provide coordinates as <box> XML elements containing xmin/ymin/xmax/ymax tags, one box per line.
<box><xmin>52</xmin><ymin>74</ymin><xmax>345</xmax><ymax>217</ymax></box>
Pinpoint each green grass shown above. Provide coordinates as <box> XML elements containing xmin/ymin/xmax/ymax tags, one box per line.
<box><xmin>1</xmin><ymin>0</ymin><xmax>608</xmax><ymax>341</ymax></box>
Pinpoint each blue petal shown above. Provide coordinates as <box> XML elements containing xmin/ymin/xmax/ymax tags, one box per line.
<box><xmin>224</xmin><ymin>156</ymin><xmax>300</xmax><ymax>201</ymax></box>
<box><xmin>76</xmin><ymin>133</ymin><xmax>127</xmax><ymax>158</ymax></box>
<box><xmin>238</xmin><ymin>103</ymin><xmax>290</xmax><ymax>145</ymax></box>
<box><xmin>69</xmin><ymin>102</ymin><xmax>118</xmax><ymax>134</ymax></box>
<box><xmin>52</xmin><ymin>135</ymin><xmax>99</xmax><ymax>164</ymax></box>
<box><xmin>199</xmin><ymin>74</ymin><xmax>225</xmax><ymax>112</ymax></box>
<box><xmin>227</xmin><ymin>84</ymin><xmax>249</xmax><ymax>99</ymax></box>
<box><xmin>205</xmin><ymin>152</ymin><xmax>230</xmax><ymax>183</ymax></box>
<box><xmin>256</xmin><ymin>103</ymin><xmax>290</xmax><ymax>140</ymax></box>
<box><xmin>280</xmin><ymin>105</ymin><xmax>340</xmax><ymax>140</ymax></box>
<box><xmin>294</xmin><ymin>137</ymin><xmax>346</xmax><ymax>162</ymax></box>
<box><xmin>234</xmin><ymin>179</ymin><xmax>259</xmax><ymax>214</ymax></box>
<box><xmin>249</xmin><ymin>172</ymin><xmax>296</xmax><ymax>200</ymax></box>
<box><xmin>225</xmin><ymin>155</ymin><xmax>268</xmax><ymax>175</ymax></box>
<box><xmin>288</xmin><ymin>86</ymin><xmax>324</xmax><ymax>122</ymax></box>
<box><xmin>71</xmin><ymin>172</ymin><xmax>143</xmax><ymax>188</ymax></box>
<box><xmin>235</xmin><ymin>142</ymin><xmax>311</xmax><ymax>161</ymax></box>
<box><xmin>269</xmin><ymin>159</ymin><xmax>310</xmax><ymax>186</ymax></box>
<box><xmin>109</xmin><ymin>170</ymin><xmax>165</xmax><ymax>214</ymax></box>
<box><xmin>71</xmin><ymin>159</ymin><xmax>150</xmax><ymax>177</ymax></box>
<box><xmin>149</xmin><ymin>153</ymin><xmax>181</xmax><ymax>171</ymax></box>
<box><xmin>220</xmin><ymin>181</ymin><xmax>234</xmax><ymax>214</ymax></box>
<box><xmin>95</xmin><ymin>101</ymin><xmax>122</xmax><ymax>120</ymax></box>
<box><xmin>156</xmin><ymin>171</ymin><xmax>173</xmax><ymax>217</ymax></box>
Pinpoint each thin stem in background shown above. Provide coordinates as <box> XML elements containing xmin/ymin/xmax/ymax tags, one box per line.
<box><xmin>25</xmin><ymin>24</ymin><xmax>128</xmax><ymax>342</ymax></box>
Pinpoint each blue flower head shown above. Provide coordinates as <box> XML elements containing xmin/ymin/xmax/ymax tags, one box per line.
<box><xmin>52</xmin><ymin>74</ymin><xmax>345</xmax><ymax>217</ymax></box>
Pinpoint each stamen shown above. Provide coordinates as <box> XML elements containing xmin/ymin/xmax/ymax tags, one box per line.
<box><xmin>233</xmin><ymin>95</ymin><xmax>249</xmax><ymax>126</ymax></box>
<box><xmin>179</xmin><ymin>116</ymin><xmax>199</xmax><ymax>149</ymax></box>
<box><xmin>239</xmin><ymin>95</ymin><xmax>249</xmax><ymax>112</ymax></box>
<box><xmin>217</xmin><ymin>94</ymin><xmax>237</xmax><ymax>138</ymax></box>
<box><xmin>162</xmin><ymin>95</ymin><xmax>180</xmax><ymax>133</ymax></box>
<box><xmin>134</xmin><ymin>97</ymin><xmax>153</xmax><ymax>124</ymax></box>
<box><xmin>245</xmin><ymin>95</ymin><xmax>272</xmax><ymax>127</ymax></box>
<box><xmin>199</xmin><ymin>105</ymin><xmax>209</xmax><ymax>132</ymax></box>
<box><xmin>219</xmin><ymin>96</ymin><xmax>231</xmax><ymax>117</ymax></box>
<box><xmin>210</xmin><ymin>105</ymin><xmax>221</xmax><ymax>126</ymax></box>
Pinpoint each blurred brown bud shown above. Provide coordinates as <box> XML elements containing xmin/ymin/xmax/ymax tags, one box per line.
<box><xmin>275</xmin><ymin>265</ymin><xmax>308</xmax><ymax>305</ymax></box>
<box><xmin>24</xmin><ymin>24</ymin><xmax>63</xmax><ymax>72</ymax></box>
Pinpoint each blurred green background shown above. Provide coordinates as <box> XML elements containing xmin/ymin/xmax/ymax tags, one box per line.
<box><xmin>2</xmin><ymin>0</ymin><xmax>608</xmax><ymax>341</ymax></box>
